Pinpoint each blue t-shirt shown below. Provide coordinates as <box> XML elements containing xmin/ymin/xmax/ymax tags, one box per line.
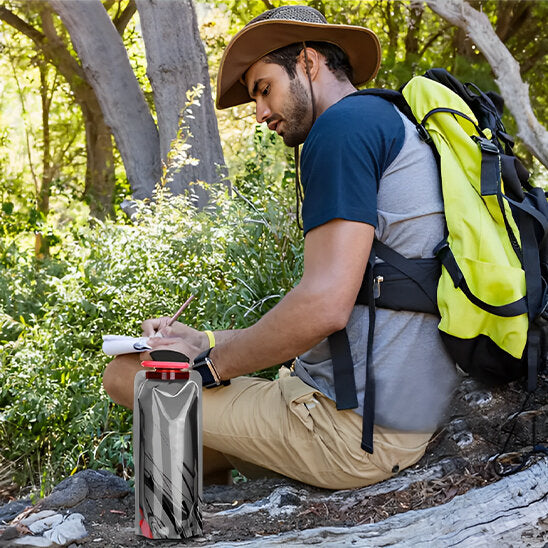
<box><xmin>295</xmin><ymin>94</ymin><xmax>458</xmax><ymax>432</ymax></box>
<box><xmin>301</xmin><ymin>95</ymin><xmax>405</xmax><ymax>235</ymax></box>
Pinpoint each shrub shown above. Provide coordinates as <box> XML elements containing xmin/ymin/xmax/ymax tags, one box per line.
<box><xmin>0</xmin><ymin>129</ymin><xmax>302</xmax><ymax>493</ymax></box>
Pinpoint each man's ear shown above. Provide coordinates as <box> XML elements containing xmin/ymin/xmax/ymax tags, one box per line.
<box><xmin>297</xmin><ymin>47</ymin><xmax>321</xmax><ymax>80</ymax></box>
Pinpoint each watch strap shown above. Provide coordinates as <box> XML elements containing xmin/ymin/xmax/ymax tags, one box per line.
<box><xmin>193</xmin><ymin>348</ymin><xmax>230</xmax><ymax>388</ymax></box>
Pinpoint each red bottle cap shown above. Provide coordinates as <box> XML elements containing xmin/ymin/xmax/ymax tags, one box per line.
<box><xmin>141</xmin><ymin>361</ymin><xmax>190</xmax><ymax>380</ymax></box>
<box><xmin>141</xmin><ymin>361</ymin><xmax>190</xmax><ymax>370</ymax></box>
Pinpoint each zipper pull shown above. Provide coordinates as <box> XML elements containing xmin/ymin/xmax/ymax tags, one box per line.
<box><xmin>373</xmin><ymin>275</ymin><xmax>384</xmax><ymax>299</ymax></box>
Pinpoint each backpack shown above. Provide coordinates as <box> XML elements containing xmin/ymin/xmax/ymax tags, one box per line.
<box><xmin>327</xmin><ymin>69</ymin><xmax>548</xmax><ymax>453</ymax></box>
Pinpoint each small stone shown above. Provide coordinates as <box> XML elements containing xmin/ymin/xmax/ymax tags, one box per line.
<box><xmin>452</xmin><ymin>431</ymin><xmax>474</xmax><ymax>447</ymax></box>
<box><xmin>43</xmin><ymin>513</ymin><xmax>87</xmax><ymax>545</ymax></box>
<box><xmin>11</xmin><ymin>536</ymin><xmax>54</xmax><ymax>547</ymax></box>
<box><xmin>464</xmin><ymin>391</ymin><xmax>493</xmax><ymax>406</ymax></box>
<box><xmin>28</xmin><ymin>513</ymin><xmax>63</xmax><ymax>534</ymax></box>
<box><xmin>20</xmin><ymin>510</ymin><xmax>58</xmax><ymax>527</ymax></box>
<box><xmin>0</xmin><ymin>526</ymin><xmax>19</xmax><ymax>540</ymax></box>
<box><xmin>0</xmin><ymin>499</ymin><xmax>32</xmax><ymax>524</ymax></box>
<box><xmin>278</xmin><ymin>492</ymin><xmax>300</xmax><ymax>507</ymax></box>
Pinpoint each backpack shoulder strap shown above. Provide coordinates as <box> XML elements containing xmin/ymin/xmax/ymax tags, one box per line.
<box><xmin>350</xmin><ymin>88</ymin><xmax>419</xmax><ymax>126</ymax></box>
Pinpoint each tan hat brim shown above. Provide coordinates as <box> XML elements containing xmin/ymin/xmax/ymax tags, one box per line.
<box><xmin>216</xmin><ymin>19</ymin><xmax>381</xmax><ymax>110</ymax></box>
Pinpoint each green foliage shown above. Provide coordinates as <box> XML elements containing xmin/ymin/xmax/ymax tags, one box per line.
<box><xmin>0</xmin><ymin>131</ymin><xmax>302</xmax><ymax>493</ymax></box>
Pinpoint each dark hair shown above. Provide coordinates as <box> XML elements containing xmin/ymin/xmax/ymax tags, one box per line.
<box><xmin>263</xmin><ymin>41</ymin><xmax>353</xmax><ymax>82</ymax></box>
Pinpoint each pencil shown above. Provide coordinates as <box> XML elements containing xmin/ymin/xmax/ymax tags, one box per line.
<box><xmin>166</xmin><ymin>295</ymin><xmax>195</xmax><ymax>326</ymax></box>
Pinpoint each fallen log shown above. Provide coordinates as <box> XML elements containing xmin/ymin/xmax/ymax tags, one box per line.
<box><xmin>211</xmin><ymin>459</ymin><xmax>548</xmax><ymax>547</ymax></box>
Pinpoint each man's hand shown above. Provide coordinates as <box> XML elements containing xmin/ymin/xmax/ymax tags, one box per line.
<box><xmin>147</xmin><ymin>336</ymin><xmax>202</xmax><ymax>363</ymax></box>
<box><xmin>141</xmin><ymin>317</ymin><xmax>206</xmax><ymax>348</ymax></box>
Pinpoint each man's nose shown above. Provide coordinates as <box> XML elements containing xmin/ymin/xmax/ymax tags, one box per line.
<box><xmin>255</xmin><ymin>100</ymin><xmax>271</xmax><ymax>124</ymax></box>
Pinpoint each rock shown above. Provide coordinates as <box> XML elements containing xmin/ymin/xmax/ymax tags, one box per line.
<box><xmin>0</xmin><ymin>526</ymin><xmax>19</xmax><ymax>540</ymax></box>
<box><xmin>217</xmin><ymin>486</ymin><xmax>305</xmax><ymax>517</ymax></box>
<box><xmin>43</xmin><ymin>513</ymin><xmax>87</xmax><ymax>545</ymax></box>
<box><xmin>41</xmin><ymin>470</ymin><xmax>130</xmax><ymax>510</ymax></box>
<box><xmin>75</xmin><ymin>470</ymin><xmax>130</xmax><ymax>500</ymax></box>
<box><xmin>10</xmin><ymin>536</ymin><xmax>54</xmax><ymax>547</ymax></box>
<box><xmin>278</xmin><ymin>492</ymin><xmax>300</xmax><ymax>507</ymax></box>
<box><xmin>20</xmin><ymin>511</ymin><xmax>58</xmax><ymax>527</ymax></box>
<box><xmin>0</xmin><ymin>499</ymin><xmax>31</xmax><ymax>524</ymax></box>
<box><xmin>40</xmin><ymin>475</ymin><xmax>88</xmax><ymax>510</ymax></box>
<box><xmin>28</xmin><ymin>514</ymin><xmax>63</xmax><ymax>534</ymax></box>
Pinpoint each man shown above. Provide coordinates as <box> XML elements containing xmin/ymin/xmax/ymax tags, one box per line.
<box><xmin>103</xmin><ymin>5</ymin><xmax>458</xmax><ymax>489</ymax></box>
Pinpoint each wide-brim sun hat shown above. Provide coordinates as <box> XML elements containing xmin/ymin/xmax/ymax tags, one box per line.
<box><xmin>216</xmin><ymin>5</ymin><xmax>381</xmax><ymax>110</ymax></box>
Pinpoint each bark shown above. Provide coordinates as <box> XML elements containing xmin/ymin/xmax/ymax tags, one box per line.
<box><xmin>38</xmin><ymin>4</ymin><xmax>116</xmax><ymax>218</ymax></box>
<box><xmin>404</xmin><ymin>4</ymin><xmax>423</xmax><ymax>62</ymax></box>
<box><xmin>233</xmin><ymin>461</ymin><xmax>548</xmax><ymax>546</ymax></box>
<box><xmin>135</xmin><ymin>0</ymin><xmax>225</xmax><ymax>207</ymax></box>
<box><xmin>82</xmin><ymin>103</ymin><xmax>116</xmax><ymax>219</ymax></box>
<box><xmin>47</xmin><ymin>0</ymin><xmax>162</xmax><ymax>200</ymax></box>
<box><xmin>112</xmin><ymin>0</ymin><xmax>137</xmax><ymax>35</ymax></box>
<box><xmin>420</xmin><ymin>0</ymin><xmax>548</xmax><ymax>169</ymax></box>
<box><xmin>35</xmin><ymin>62</ymin><xmax>52</xmax><ymax>259</ymax></box>
<box><xmin>495</xmin><ymin>0</ymin><xmax>530</xmax><ymax>43</ymax></box>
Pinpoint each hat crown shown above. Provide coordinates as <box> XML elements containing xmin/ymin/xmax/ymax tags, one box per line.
<box><xmin>248</xmin><ymin>5</ymin><xmax>328</xmax><ymax>27</ymax></box>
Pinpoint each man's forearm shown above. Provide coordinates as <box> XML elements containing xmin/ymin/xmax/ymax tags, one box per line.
<box><xmin>208</xmin><ymin>282</ymin><xmax>346</xmax><ymax>380</ymax></box>
<box><xmin>194</xmin><ymin>220</ymin><xmax>373</xmax><ymax>380</ymax></box>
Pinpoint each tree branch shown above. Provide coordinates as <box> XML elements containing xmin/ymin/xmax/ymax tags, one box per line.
<box><xmin>0</xmin><ymin>6</ymin><xmax>45</xmax><ymax>44</ymax></box>
<box><xmin>495</xmin><ymin>0</ymin><xmax>530</xmax><ymax>43</ymax></box>
<box><xmin>420</xmin><ymin>0</ymin><xmax>548</xmax><ymax>168</ymax></box>
<box><xmin>260</xmin><ymin>0</ymin><xmax>275</xmax><ymax>11</ymax></box>
<box><xmin>37</xmin><ymin>3</ymin><xmax>88</xmax><ymax>87</ymax></box>
<box><xmin>113</xmin><ymin>0</ymin><xmax>136</xmax><ymax>35</ymax></box>
<box><xmin>418</xmin><ymin>28</ymin><xmax>447</xmax><ymax>57</ymax></box>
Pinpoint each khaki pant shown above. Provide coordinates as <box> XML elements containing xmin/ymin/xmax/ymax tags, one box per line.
<box><xmin>202</xmin><ymin>368</ymin><xmax>433</xmax><ymax>489</ymax></box>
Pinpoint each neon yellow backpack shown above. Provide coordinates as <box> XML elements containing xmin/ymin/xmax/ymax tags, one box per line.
<box><xmin>329</xmin><ymin>69</ymin><xmax>548</xmax><ymax>453</ymax></box>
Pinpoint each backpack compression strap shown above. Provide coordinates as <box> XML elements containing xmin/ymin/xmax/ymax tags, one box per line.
<box><xmin>328</xmin><ymin>251</ymin><xmax>377</xmax><ymax>453</ymax></box>
<box><xmin>328</xmin><ymin>241</ymin><xmax>443</xmax><ymax>454</ymax></box>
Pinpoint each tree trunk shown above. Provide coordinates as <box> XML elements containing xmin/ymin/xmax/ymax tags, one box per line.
<box><xmin>404</xmin><ymin>4</ymin><xmax>423</xmax><ymax>62</ymax></box>
<box><xmin>420</xmin><ymin>0</ymin><xmax>548</xmax><ymax>168</ymax></box>
<box><xmin>40</xmin><ymin>4</ymin><xmax>116</xmax><ymax>218</ymax></box>
<box><xmin>135</xmin><ymin>0</ymin><xmax>225</xmax><ymax>207</ymax></box>
<box><xmin>47</xmin><ymin>0</ymin><xmax>162</xmax><ymax>200</ymax></box>
<box><xmin>35</xmin><ymin>61</ymin><xmax>52</xmax><ymax>259</ymax></box>
<box><xmin>0</xmin><ymin>3</ymin><xmax>118</xmax><ymax>218</ymax></box>
<box><xmin>83</xmin><ymin>108</ymin><xmax>116</xmax><ymax>219</ymax></box>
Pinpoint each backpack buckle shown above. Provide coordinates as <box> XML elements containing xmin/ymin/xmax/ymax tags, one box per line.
<box><xmin>473</xmin><ymin>135</ymin><xmax>499</xmax><ymax>154</ymax></box>
<box><xmin>433</xmin><ymin>239</ymin><xmax>449</xmax><ymax>257</ymax></box>
<box><xmin>416</xmin><ymin>124</ymin><xmax>432</xmax><ymax>144</ymax></box>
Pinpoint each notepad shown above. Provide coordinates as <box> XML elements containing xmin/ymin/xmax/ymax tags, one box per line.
<box><xmin>102</xmin><ymin>335</ymin><xmax>152</xmax><ymax>356</ymax></box>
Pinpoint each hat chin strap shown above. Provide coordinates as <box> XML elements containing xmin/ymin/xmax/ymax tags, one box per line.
<box><xmin>293</xmin><ymin>42</ymin><xmax>317</xmax><ymax>233</ymax></box>
<box><xmin>301</xmin><ymin>42</ymin><xmax>317</xmax><ymax>124</ymax></box>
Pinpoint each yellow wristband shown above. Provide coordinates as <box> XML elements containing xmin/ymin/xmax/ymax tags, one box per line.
<box><xmin>204</xmin><ymin>330</ymin><xmax>216</xmax><ymax>348</ymax></box>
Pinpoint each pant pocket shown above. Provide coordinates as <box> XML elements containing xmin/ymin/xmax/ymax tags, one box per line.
<box><xmin>278</xmin><ymin>371</ymin><xmax>322</xmax><ymax>432</ymax></box>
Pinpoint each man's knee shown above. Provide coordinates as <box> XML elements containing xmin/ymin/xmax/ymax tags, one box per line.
<box><xmin>103</xmin><ymin>355</ymin><xmax>141</xmax><ymax>408</ymax></box>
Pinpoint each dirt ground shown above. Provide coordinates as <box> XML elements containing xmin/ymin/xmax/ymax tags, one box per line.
<box><xmin>1</xmin><ymin>373</ymin><xmax>547</xmax><ymax>546</ymax></box>
<box><xmin>2</xmin><ymin>459</ymin><xmax>497</xmax><ymax>547</ymax></box>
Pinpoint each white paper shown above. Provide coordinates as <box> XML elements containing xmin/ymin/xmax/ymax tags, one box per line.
<box><xmin>102</xmin><ymin>334</ymin><xmax>151</xmax><ymax>355</ymax></box>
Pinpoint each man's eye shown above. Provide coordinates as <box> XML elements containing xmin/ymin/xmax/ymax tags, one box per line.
<box><xmin>262</xmin><ymin>85</ymin><xmax>270</xmax><ymax>96</ymax></box>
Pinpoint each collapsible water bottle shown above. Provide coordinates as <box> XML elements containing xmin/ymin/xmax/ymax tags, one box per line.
<box><xmin>133</xmin><ymin>350</ymin><xmax>202</xmax><ymax>539</ymax></box>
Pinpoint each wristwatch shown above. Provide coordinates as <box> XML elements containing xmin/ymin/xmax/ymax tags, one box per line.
<box><xmin>192</xmin><ymin>347</ymin><xmax>230</xmax><ymax>388</ymax></box>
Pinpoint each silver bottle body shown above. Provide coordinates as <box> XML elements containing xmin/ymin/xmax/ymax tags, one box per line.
<box><xmin>133</xmin><ymin>370</ymin><xmax>202</xmax><ymax>539</ymax></box>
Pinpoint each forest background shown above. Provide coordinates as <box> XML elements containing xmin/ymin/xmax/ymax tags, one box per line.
<box><xmin>0</xmin><ymin>0</ymin><xmax>546</xmax><ymax>499</ymax></box>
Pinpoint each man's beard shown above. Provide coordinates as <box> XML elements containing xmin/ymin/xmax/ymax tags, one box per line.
<box><xmin>280</xmin><ymin>77</ymin><xmax>314</xmax><ymax>147</ymax></box>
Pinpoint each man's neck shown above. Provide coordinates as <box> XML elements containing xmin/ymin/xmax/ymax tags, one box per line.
<box><xmin>315</xmin><ymin>80</ymin><xmax>358</xmax><ymax>117</ymax></box>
